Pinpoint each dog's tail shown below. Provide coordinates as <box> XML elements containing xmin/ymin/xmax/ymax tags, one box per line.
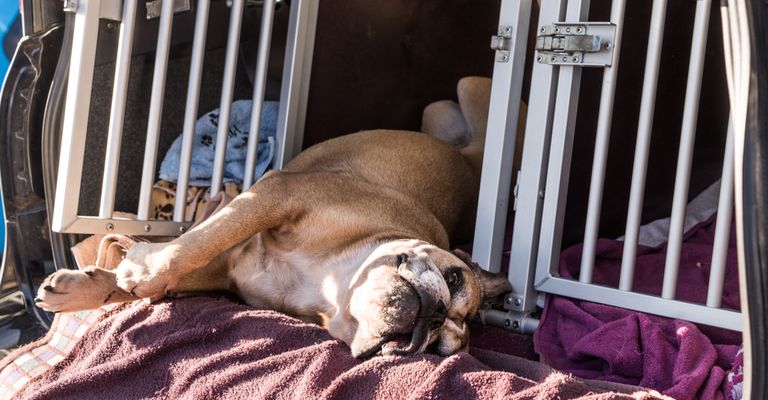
<box><xmin>456</xmin><ymin>77</ymin><xmax>492</xmax><ymax>175</ymax></box>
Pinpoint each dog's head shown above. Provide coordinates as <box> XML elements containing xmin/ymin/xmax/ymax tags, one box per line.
<box><xmin>328</xmin><ymin>239</ymin><xmax>511</xmax><ymax>358</ymax></box>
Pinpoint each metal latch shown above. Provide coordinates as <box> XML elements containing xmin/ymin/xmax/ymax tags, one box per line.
<box><xmin>146</xmin><ymin>0</ymin><xmax>191</xmax><ymax>20</ymax></box>
<box><xmin>63</xmin><ymin>0</ymin><xmax>78</xmax><ymax>13</ymax></box>
<box><xmin>535</xmin><ymin>22</ymin><xmax>616</xmax><ymax>67</ymax></box>
<box><xmin>490</xmin><ymin>26</ymin><xmax>513</xmax><ymax>63</ymax></box>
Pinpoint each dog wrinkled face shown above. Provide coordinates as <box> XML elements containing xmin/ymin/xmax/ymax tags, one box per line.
<box><xmin>331</xmin><ymin>240</ymin><xmax>511</xmax><ymax>358</ymax></box>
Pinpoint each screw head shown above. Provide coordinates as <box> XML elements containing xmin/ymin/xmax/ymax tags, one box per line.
<box><xmin>562</xmin><ymin>57</ymin><xmax>568</xmax><ymax>62</ymax></box>
<box><xmin>576</xmin><ymin>27</ymin><xmax>584</xmax><ymax>33</ymax></box>
<box><xmin>512</xmin><ymin>320</ymin><xmax>520</xmax><ymax>329</ymax></box>
<box><xmin>605</xmin><ymin>42</ymin><xmax>613</xmax><ymax>49</ymax></box>
<box><xmin>566</xmin><ymin>27</ymin><xmax>571</xmax><ymax>33</ymax></box>
<box><xmin>504</xmin><ymin>319</ymin><xmax>511</xmax><ymax>327</ymax></box>
<box><xmin>537</xmin><ymin>56</ymin><xmax>543</xmax><ymax>62</ymax></box>
<box><xmin>540</xmin><ymin>27</ymin><xmax>546</xmax><ymax>33</ymax></box>
<box><xmin>504</xmin><ymin>27</ymin><xmax>511</xmax><ymax>33</ymax></box>
<box><xmin>179</xmin><ymin>226</ymin><xmax>187</xmax><ymax>234</ymax></box>
<box><xmin>550</xmin><ymin>56</ymin><xmax>556</xmax><ymax>62</ymax></box>
<box><xmin>501</xmin><ymin>55</ymin><xmax>508</xmax><ymax>61</ymax></box>
<box><xmin>106</xmin><ymin>223</ymin><xmax>114</xmax><ymax>232</ymax></box>
<box><xmin>554</xmin><ymin>27</ymin><xmax>560</xmax><ymax>33</ymax></box>
<box><xmin>514</xmin><ymin>298</ymin><xmax>522</xmax><ymax>306</ymax></box>
<box><xmin>144</xmin><ymin>224</ymin><xmax>151</xmax><ymax>232</ymax></box>
<box><xmin>573</xmin><ymin>57</ymin><xmax>579</xmax><ymax>62</ymax></box>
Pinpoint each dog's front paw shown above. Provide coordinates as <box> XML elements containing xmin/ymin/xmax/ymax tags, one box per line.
<box><xmin>35</xmin><ymin>268</ymin><xmax>134</xmax><ymax>312</ymax></box>
<box><xmin>115</xmin><ymin>242</ymin><xmax>181</xmax><ymax>299</ymax></box>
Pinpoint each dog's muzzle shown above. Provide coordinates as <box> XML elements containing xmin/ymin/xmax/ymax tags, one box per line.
<box><xmin>379</xmin><ymin>255</ymin><xmax>448</xmax><ymax>356</ymax></box>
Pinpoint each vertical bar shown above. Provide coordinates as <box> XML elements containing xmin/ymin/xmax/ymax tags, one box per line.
<box><xmin>174</xmin><ymin>0</ymin><xmax>211</xmax><ymax>222</ymax></box>
<box><xmin>506</xmin><ymin>0</ymin><xmax>567</xmax><ymax>304</ymax></box>
<box><xmin>619</xmin><ymin>0</ymin><xmax>667</xmax><ymax>291</ymax></box>
<box><xmin>52</xmin><ymin>0</ymin><xmax>101</xmax><ymax>232</ymax></box>
<box><xmin>137</xmin><ymin>0</ymin><xmax>176</xmax><ymax>220</ymax></box>
<box><xmin>534</xmin><ymin>0</ymin><xmax>591</xmax><ymax>289</ymax></box>
<box><xmin>579</xmin><ymin>0</ymin><xmax>627</xmax><ymax>283</ymax></box>
<box><xmin>274</xmin><ymin>0</ymin><xmax>319</xmax><ymax>168</ymax></box>
<box><xmin>210</xmin><ymin>0</ymin><xmax>245</xmax><ymax>196</ymax></box>
<box><xmin>707</xmin><ymin>119</ymin><xmax>734</xmax><ymax>308</ymax></box>
<box><xmin>243</xmin><ymin>0</ymin><xmax>277</xmax><ymax>189</ymax></box>
<box><xmin>99</xmin><ymin>0</ymin><xmax>138</xmax><ymax>219</ymax></box>
<box><xmin>472</xmin><ymin>0</ymin><xmax>531</xmax><ymax>273</ymax></box>
<box><xmin>662</xmin><ymin>0</ymin><xmax>712</xmax><ymax>299</ymax></box>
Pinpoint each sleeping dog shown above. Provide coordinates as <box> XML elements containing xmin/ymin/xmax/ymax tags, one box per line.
<box><xmin>36</xmin><ymin>78</ymin><xmax>514</xmax><ymax>358</ymax></box>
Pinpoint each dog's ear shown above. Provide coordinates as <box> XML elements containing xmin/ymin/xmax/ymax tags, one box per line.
<box><xmin>452</xmin><ymin>249</ymin><xmax>512</xmax><ymax>299</ymax></box>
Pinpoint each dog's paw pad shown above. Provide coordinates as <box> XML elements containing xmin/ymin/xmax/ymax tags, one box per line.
<box><xmin>35</xmin><ymin>268</ymin><xmax>132</xmax><ymax>312</ymax></box>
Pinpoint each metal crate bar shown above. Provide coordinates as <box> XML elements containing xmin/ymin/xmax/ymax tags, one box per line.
<box><xmin>504</xmin><ymin>0</ymin><xmax>566</xmax><ymax>313</ymax></box>
<box><xmin>211</xmin><ymin>0</ymin><xmax>245</xmax><ymax>196</ymax></box>
<box><xmin>51</xmin><ymin>0</ymin><xmax>101</xmax><ymax>232</ymax></box>
<box><xmin>137</xmin><ymin>0</ymin><xmax>176</xmax><ymax>220</ymax></box>
<box><xmin>662</xmin><ymin>0</ymin><xmax>712</xmax><ymax>299</ymax></box>
<box><xmin>274</xmin><ymin>0</ymin><xmax>319</xmax><ymax>168</ymax></box>
<box><xmin>99</xmin><ymin>0</ymin><xmax>138</xmax><ymax>219</ymax></box>
<box><xmin>707</xmin><ymin>119</ymin><xmax>734</xmax><ymax>308</ymax></box>
<box><xmin>537</xmin><ymin>276</ymin><xmax>742</xmax><ymax>330</ymax></box>
<box><xmin>579</xmin><ymin>0</ymin><xmax>627</xmax><ymax>283</ymax></box>
<box><xmin>243</xmin><ymin>0</ymin><xmax>277</xmax><ymax>189</ymax></box>
<box><xmin>174</xmin><ymin>0</ymin><xmax>211</xmax><ymax>222</ymax></box>
<box><xmin>619</xmin><ymin>0</ymin><xmax>667</xmax><ymax>291</ymax></box>
<box><xmin>534</xmin><ymin>0</ymin><xmax>590</xmax><ymax>290</ymax></box>
<box><xmin>472</xmin><ymin>0</ymin><xmax>532</xmax><ymax>273</ymax></box>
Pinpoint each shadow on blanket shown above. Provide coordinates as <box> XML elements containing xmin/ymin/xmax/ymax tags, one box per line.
<box><xmin>1</xmin><ymin>296</ymin><xmax>666</xmax><ymax>400</ymax></box>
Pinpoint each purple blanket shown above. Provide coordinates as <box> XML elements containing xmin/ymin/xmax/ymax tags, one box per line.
<box><xmin>13</xmin><ymin>297</ymin><xmax>664</xmax><ymax>400</ymax></box>
<box><xmin>534</xmin><ymin>215</ymin><xmax>742</xmax><ymax>400</ymax></box>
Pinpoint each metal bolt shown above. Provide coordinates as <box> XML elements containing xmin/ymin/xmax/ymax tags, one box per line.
<box><xmin>504</xmin><ymin>27</ymin><xmax>511</xmax><ymax>33</ymax></box>
<box><xmin>550</xmin><ymin>56</ymin><xmax>556</xmax><ymax>62</ymax></box>
<box><xmin>540</xmin><ymin>27</ymin><xmax>546</xmax><ymax>33</ymax></box>
<box><xmin>501</xmin><ymin>55</ymin><xmax>508</xmax><ymax>61</ymax></box>
<box><xmin>106</xmin><ymin>223</ymin><xmax>114</xmax><ymax>232</ymax></box>
<box><xmin>512</xmin><ymin>320</ymin><xmax>520</xmax><ymax>329</ymax></box>
<box><xmin>106</xmin><ymin>22</ymin><xmax>116</xmax><ymax>30</ymax></box>
<box><xmin>566</xmin><ymin>27</ymin><xmax>571</xmax><ymax>33</ymax></box>
<box><xmin>576</xmin><ymin>27</ymin><xmax>583</xmax><ymax>33</ymax></box>
<box><xmin>504</xmin><ymin>319</ymin><xmax>511</xmax><ymax>327</ymax></box>
<box><xmin>505</xmin><ymin>296</ymin><xmax>512</xmax><ymax>304</ymax></box>
<box><xmin>144</xmin><ymin>224</ymin><xmax>152</xmax><ymax>232</ymax></box>
<box><xmin>554</xmin><ymin>27</ymin><xmax>560</xmax><ymax>33</ymax></box>
<box><xmin>179</xmin><ymin>226</ymin><xmax>187</xmax><ymax>234</ymax></box>
<box><xmin>562</xmin><ymin>57</ymin><xmax>568</xmax><ymax>62</ymax></box>
<box><xmin>605</xmin><ymin>42</ymin><xmax>613</xmax><ymax>49</ymax></box>
<box><xmin>573</xmin><ymin>57</ymin><xmax>579</xmax><ymax>62</ymax></box>
<box><xmin>537</xmin><ymin>56</ymin><xmax>543</xmax><ymax>63</ymax></box>
<box><xmin>514</xmin><ymin>298</ymin><xmax>522</xmax><ymax>306</ymax></box>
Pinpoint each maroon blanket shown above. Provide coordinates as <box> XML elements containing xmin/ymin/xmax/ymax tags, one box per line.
<box><xmin>14</xmin><ymin>297</ymin><xmax>663</xmax><ymax>399</ymax></box>
<box><xmin>534</xmin><ymin>215</ymin><xmax>742</xmax><ymax>400</ymax></box>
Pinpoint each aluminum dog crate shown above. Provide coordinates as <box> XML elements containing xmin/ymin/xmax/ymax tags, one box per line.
<box><xmin>42</xmin><ymin>0</ymin><xmax>759</xmax><ymax>395</ymax></box>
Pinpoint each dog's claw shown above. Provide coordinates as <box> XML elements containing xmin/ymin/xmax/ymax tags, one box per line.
<box><xmin>43</xmin><ymin>285</ymin><xmax>53</xmax><ymax>292</ymax></box>
<box><xmin>34</xmin><ymin>297</ymin><xmax>42</xmax><ymax>303</ymax></box>
<box><xmin>85</xmin><ymin>270</ymin><xmax>94</xmax><ymax>277</ymax></box>
<box><xmin>130</xmin><ymin>287</ymin><xmax>137</xmax><ymax>297</ymax></box>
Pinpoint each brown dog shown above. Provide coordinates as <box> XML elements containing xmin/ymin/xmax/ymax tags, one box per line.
<box><xmin>36</xmin><ymin>79</ymin><xmax>513</xmax><ymax>358</ymax></box>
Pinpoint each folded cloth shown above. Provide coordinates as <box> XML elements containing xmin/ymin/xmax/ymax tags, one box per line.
<box><xmin>150</xmin><ymin>179</ymin><xmax>241</xmax><ymax>222</ymax></box>
<box><xmin>534</xmin><ymin>214</ymin><xmax>742</xmax><ymax>400</ymax></box>
<box><xmin>159</xmin><ymin>100</ymin><xmax>277</xmax><ymax>186</ymax></box>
